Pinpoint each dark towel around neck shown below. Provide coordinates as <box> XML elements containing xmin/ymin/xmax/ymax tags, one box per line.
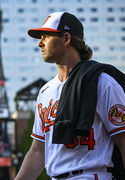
<box><xmin>52</xmin><ymin>60</ymin><xmax>125</xmax><ymax>144</ymax></box>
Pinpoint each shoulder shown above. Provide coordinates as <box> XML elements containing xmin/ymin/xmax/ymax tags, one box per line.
<box><xmin>37</xmin><ymin>75</ymin><xmax>58</xmax><ymax>100</ymax></box>
<box><xmin>98</xmin><ymin>72</ymin><xmax>123</xmax><ymax>89</ymax></box>
<box><xmin>98</xmin><ymin>72</ymin><xmax>121</xmax><ymax>87</ymax></box>
<box><xmin>97</xmin><ymin>72</ymin><xmax>124</xmax><ymax>99</ymax></box>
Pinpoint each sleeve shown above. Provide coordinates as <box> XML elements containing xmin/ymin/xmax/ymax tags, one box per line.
<box><xmin>96</xmin><ymin>81</ymin><xmax>125</xmax><ymax>137</ymax></box>
<box><xmin>31</xmin><ymin>101</ymin><xmax>45</xmax><ymax>142</ymax></box>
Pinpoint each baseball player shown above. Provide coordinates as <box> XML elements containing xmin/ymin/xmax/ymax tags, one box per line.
<box><xmin>14</xmin><ymin>12</ymin><xmax>125</xmax><ymax>180</ymax></box>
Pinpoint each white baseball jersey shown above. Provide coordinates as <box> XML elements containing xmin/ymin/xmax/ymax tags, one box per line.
<box><xmin>31</xmin><ymin>72</ymin><xmax>125</xmax><ymax>178</ymax></box>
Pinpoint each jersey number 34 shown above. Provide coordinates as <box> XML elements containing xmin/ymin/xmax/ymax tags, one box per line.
<box><xmin>65</xmin><ymin>128</ymin><xmax>95</xmax><ymax>150</ymax></box>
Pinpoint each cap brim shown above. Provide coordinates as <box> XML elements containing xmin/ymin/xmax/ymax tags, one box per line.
<box><xmin>28</xmin><ymin>28</ymin><xmax>61</xmax><ymax>39</ymax></box>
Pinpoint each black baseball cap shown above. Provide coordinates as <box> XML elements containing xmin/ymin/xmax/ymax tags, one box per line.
<box><xmin>28</xmin><ymin>12</ymin><xmax>84</xmax><ymax>39</ymax></box>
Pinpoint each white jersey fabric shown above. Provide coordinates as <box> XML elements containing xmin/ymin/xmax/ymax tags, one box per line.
<box><xmin>31</xmin><ymin>72</ymin><xmax>125</xmax><ymax>178</ymax></box>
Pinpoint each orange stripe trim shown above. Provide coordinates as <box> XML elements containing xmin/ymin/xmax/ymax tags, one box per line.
<box><xmin>94</xmin><ymin>174</ymin><xmax>98</xmax><ymax>180</ymax></box>
<box><xmin>32</xmin><ymin>133</ymin><xmax>45</xmax><ymax>140</ymax></box>
<box><xmin>109</xmin><ymin>127</ymin><xmax>125</xmax><ymax>135</ymax></box>
<box><xmin>28</xmin><ymin>28</ymin><xmax>61</xmax><ymax>33</ymax></box>
<box><xmin>37</xmin><ymin>28</ymin><xmax>61</xmax><ymax>32</ymax></box>
<box><xmin>28</xmin><ymin>28</ymin><xmax>61</xmax><ymax>39</ymax></box>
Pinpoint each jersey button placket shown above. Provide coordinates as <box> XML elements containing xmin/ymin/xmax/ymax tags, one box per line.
<box><xmin>56</xmin><ymin>85</ymin><xmax>61</xmax><ymax>98</ymax></box>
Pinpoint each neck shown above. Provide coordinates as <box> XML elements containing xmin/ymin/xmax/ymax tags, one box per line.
<box><xmin>57</xmin><ymin>45</ymin><xmax>81</xmax><ymax>82</ymax></box>
<box><xmin>57</xmin><ymin>58</ymin><xmax>81</xmax><ymax>82</ymax></box>
<box><xmin>57</xmin><ymin>65</ymin><xmax>72</xmax><ymax>82</ymax></box>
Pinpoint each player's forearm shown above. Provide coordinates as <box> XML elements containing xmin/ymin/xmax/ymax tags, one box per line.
<box><xmin>14</xmin><ymin>149</ymin><xmax>44</xmax><ymax>180</ymax></box>
<box><xmin>14</xmin><ymin>140</ymin><xmax>45</xmax><ymax>180</ymax></box>
<box><xmin>112</xmin><ymin>132</ymin><xmax>125</xmax><ymax>169</ymax></box>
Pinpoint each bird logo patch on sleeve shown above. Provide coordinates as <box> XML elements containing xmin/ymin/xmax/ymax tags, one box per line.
<box><xmin>109</xmin><ymin>104</ymin><xmax>125</xmax><ymax>126</ymax></box>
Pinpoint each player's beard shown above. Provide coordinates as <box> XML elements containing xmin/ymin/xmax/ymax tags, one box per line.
<box><xmin>42</xmin><ymin>48</ymin><xmax>64</xmax><ymax>64</ymax></box>
<box><xmin>42</xmin><ymin>52</ymin><xmax>55</xmax><ymax>63</ymax></box>
<box><xmin>41</xmin><ymin>36</ymin><xmax>66</xmax><ymax>64</ymax></box>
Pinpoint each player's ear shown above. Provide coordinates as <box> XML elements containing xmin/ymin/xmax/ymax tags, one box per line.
<box><xmin>64</xmin><ymin>32</ymin><xmax>71</xmax><ymax>46</ymax></box>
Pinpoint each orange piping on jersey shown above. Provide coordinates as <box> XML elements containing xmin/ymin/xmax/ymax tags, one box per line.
<box><xmin>44</xmin><ymin>99</ymin><xmax>53</xmax><ymax>123</ymax></box>
<box><xmin>109</xmin><ymin>127</ymin><xmax>125</xmax><ymax>135</ymax></box>
<box><xmin>94</xmin><ymin>174</ymin><xmax>98</xmax><ymax>180</ymax></box>
<box><xmin>32</xmin><ymin>133</ymin><xmax>45</xmax><ymax>140</ymax></box>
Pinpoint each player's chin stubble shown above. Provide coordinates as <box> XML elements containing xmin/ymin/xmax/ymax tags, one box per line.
<box><xmin>42</xmin><ymin>54</ymin><xmax>56</xmax><ymax>63</ymax></box>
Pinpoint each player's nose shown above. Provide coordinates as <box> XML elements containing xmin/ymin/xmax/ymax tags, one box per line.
<box><xmin>38</xmin><ymin>39</ymin><xmax>45</xmax><ymax>48</ymax></box>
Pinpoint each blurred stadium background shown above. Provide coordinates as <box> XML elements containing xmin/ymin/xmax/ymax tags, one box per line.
<box><xmin>0</xmin><ymin>0</ymin><xmax>125</xmax><ymax>179</ymax></box>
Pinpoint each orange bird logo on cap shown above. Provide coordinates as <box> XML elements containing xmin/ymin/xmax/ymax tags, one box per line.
<box><xmin>43</xmin><ymin>15</ymin><xmax>51</xmax><ymax>25</ymax></box>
